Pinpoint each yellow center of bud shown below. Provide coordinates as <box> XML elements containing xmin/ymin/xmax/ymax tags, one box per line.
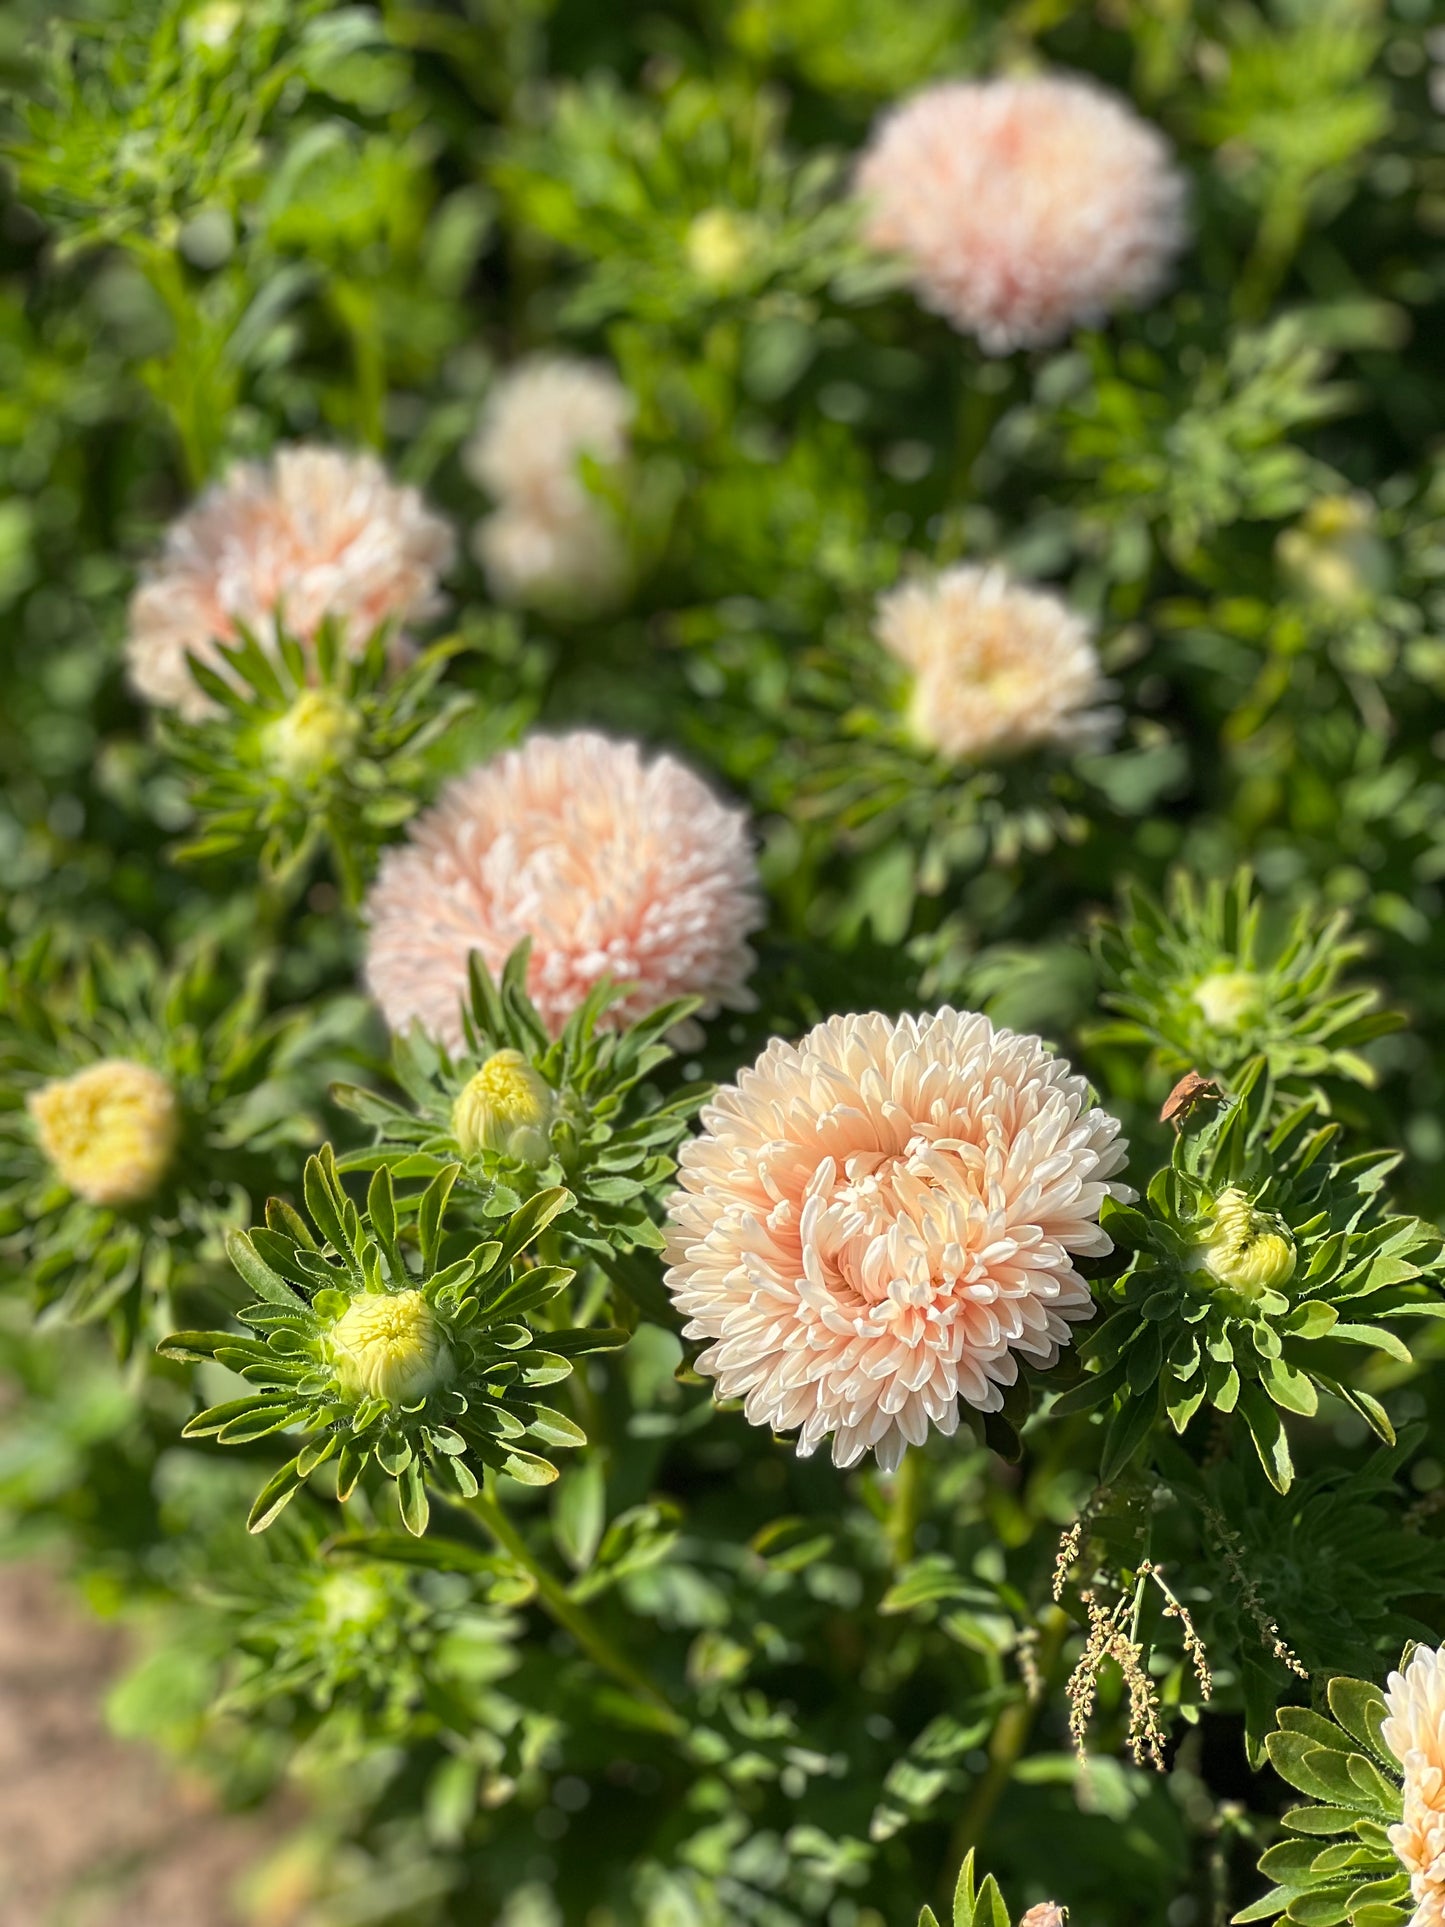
<box><xmin>27</xmin><ymin>1059</ymin><xmax>180</xmax><ymax>1207</ymax></box>
<box><xmin>1199</xmin><ymin>1188</ymin><xmax>1297</xmax><ymax>1298</ymax></box>
<box><xmin>451</xmin><ymin>1050</ymin><xmax>556</xmax><ymax>1164</ymax></box>
<box><xmin>1192</xmin><ymin>969</ymin><xmax>1262</xmax><ymax>1033</ymax></box>
<box><xmin>263</xmin><ymin>687</ymin><xmax>361</xmax><ymax>781</ymax></box>
<box><xmin>1276</xmin><ymin>493</ymin><xmax>1390</xmax><ymax>611</ymax></box>
<box><xmin>685</xmin><ymin>207</ymin><xmax>759</xmax><ymax>290</ymax></box>
<box><xmin>328</xmin><ymin>1290</ymin><xmax>451</xmax><ymax>1404</ymax></box>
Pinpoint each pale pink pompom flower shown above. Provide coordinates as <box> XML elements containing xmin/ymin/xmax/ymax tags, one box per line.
<box><xmin>1019</xmin><ymin>1907</ymin><xmax>1068</xmax><ymax>1927</ymax></box>
<box><xmin>857</xmin><ymin>73</ymin><xmax>1188</xmax><ymax>353</ymax></box>
<box><xmin>1383</xmin><ymin>1645</ymin><xmax>1445</xmax><ymax>1927</ymax></box>
<box><xmin>665</xmin><ymin>1009</ymin><xmax>1131</xmax><ymax>1473</ymax></box>
<box><xmin>875</xmin><ymin>564</ymin><xmax>1118</xmax><ymax>763</ymax></box>
<box><xmin>126</xmin><ymin>445</ymin><xmax>456</xmax><ymax>719</ymax></box>
<box><xmin>464</xmin><ymin>356</ymin><xmax>633</xmax><ymax>611</ymax></box>
<box><xmin>363</xmin><ymin>731</ymin><xmax>763</xmax><ymax>1047</ymax></box>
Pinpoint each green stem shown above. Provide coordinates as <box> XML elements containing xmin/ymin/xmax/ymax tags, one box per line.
<box><xmin>946</xmin><ymin>1606</ymin><xmax>1070</xmax><ymax>1877</ymax></box>
<box><xmin>467</xmin><ymin>1479</ymin><xmax>685</xmax><ymax>1736</ymax></box>
<box><xmin>886</xmin><ymin>1448</ymin><xmax>926</xmax><ymax>1571</ymax></box>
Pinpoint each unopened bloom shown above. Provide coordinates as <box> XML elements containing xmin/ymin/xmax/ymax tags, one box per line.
<box><xmin>1197</xmin><ymin>1189</ymin><xmax>1297</xmax><ymax>1297</ymax></box>
<box><xmin>1277</xmin><ymin>494</ymin><xmax>1391</xmax><ymax>612</ymax></box>
<box><xmin>464</xmin><ymin>357</ymin><xmax>633</xmax><ymax>611</ymax></box>
<box><xmin>1191</xmin><ymin>969</ymin><xmax>1263</xmax><ymax>1032</ymax></box>
<box><xmin>665</xmin><ymin>1009</ymin><xmax>1131</xmax><ymax>1472</ymax></box>
<box><xmin>263</xmin><ymin>686</ymin><xmax>362</xmax><ymax>781</ymax></box>
<box><xmin>452</xmin><ymin>1050</ymin><xmax>556</xmax><ymax>1164</ymax></box>
<box><xmin>127</xmin><ymin>446</ymin><xmax>455</xmax><ymax>719</ymax></box>
<box><xmin>686</xmin><ymin>207</ymin><xmax>760</xmax><ymax>289</ymax></box>
<box><xmin>328</xmin><ymin>1290</ymin><xmax>452</xmax><ymax>1404</ymax></box>
<box><xmin>28</xmin><ymin>1059</ymin><xmax>180</xmax><ymax>1207</ymax></box>
<box><xmin>875</xmin><ymin>565</ymin><xmax>1117</xmax><ymax>762</ymax></box>
<box><xmin>364</xmin><ymin>731</ymin><xmax>762</xmax><ymax>1048</ymax></box>
<box><xmin>857</xmin><ymin>73</ymin><xmax>1187</xmax><ymax>353</ymax></box>
<box><xmin>1384</xmin><ymin>1644</ymin><xmax>1445</xmax><ymax>1927</ymax></box>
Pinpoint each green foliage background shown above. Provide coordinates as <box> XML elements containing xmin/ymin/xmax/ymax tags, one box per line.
<box><xmin>3</xmin><ymin>1</ymin><xmax>1445</xmax><ymax>1924</ymax></box>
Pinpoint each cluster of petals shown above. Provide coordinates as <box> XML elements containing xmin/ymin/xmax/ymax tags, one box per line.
<box><xmin>1384</xmin><ymin>1645</ymin><xmax>1445</xmax><ymax>1926</ymax></box>
<box><xmin>126</xmin><ymin>445</ymin><xmax>455</xmax><ymax>719</ymax></box>
<box><xmin>874</xmin><ymin>564</ymin><xmax>1117</xmax><ymax>762</ymax></box>
<box><xmin>857</xmin><ymin>72</ymin><xmax>1188</xmax><ymax>353</ymax></box>
<box><xmin>464</xmin><ymin>356</ymin><xmax>634</xmax><ymax>611</ymax></box>
<box><xmin>363</xmin><ymin>730</ymin><xmax>762</xmax><ymax>1047</ymax></box>
<box><xmin>664</xmin><ymin>1008</ymin><xmax>1131</xmax><ymax>1472</ymax></box>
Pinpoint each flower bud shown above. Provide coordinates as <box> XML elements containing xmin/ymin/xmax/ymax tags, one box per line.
<box><xmin>263</xmin><ymin>687</ymin><xmax>361</xmax><ymax>782</ymax></box>
<box><xmin>27</xmin><ymin>1059</ymin><xmax>180</xmax><ymax>1206</ymax></box>
<box><xmin>328</xmin><ymin>1289</ymin><xmax>452</xmax><ymax>1404</ymax></box>
<box><xmin>451</xmin><ymin>1049</ymin><xmax>556</xmax><ymax>1164</ymax></box>
<box><xmin>1191</xmin><ymin>968</ymin><xmax>1262</xmax><ymax>1032</ymax></box>
<box><xmin>1277</xmin><ymin>493</ymin><xmax>1390</xmax><ymax>612</ymax></box>
<box><xmin>1198</xmin><ymin>1188</ymin><xmax>1297</xmax><ymax>1297</ymax></box>
<box><xmin>685</xmin><ymin>207</ymin><xmax>760</xmax><ymax>290</ymax></box>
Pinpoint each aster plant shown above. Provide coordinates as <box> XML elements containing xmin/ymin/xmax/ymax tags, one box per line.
<box><xmin>161</xmin><ymin>1149</ymin><xmax>620</xmax><ymax>1534</ymax></box>
<box><xmin>1092</xmin><ymin>870</ymin><xmax>1401</xmax><ymax>1101</ymax></box>
<box><xmin>0</xmin><ymin>936</ymin><xmax>331</xmax><ymax>1346</ymax></box>
<box><xmin>161</xmin><ymin>616</ymin><xmax>479</xmax><ymax>904</ymax></box>
<box><xmin>1066</xmin><ymin>1062</ymin><xmax>1444</xmax><ymax>1491</ymax></box>
<box><xmin>333</xmin><ymin>943</ymin><xmax>705</xmax><ymax>1267</ymax></box>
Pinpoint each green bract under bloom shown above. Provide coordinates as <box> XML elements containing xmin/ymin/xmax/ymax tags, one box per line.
<box><xmin>1093</xmin><ymin>869</ymin><xmax>1401</xmax><ymax>1101</ymax></box>
<box><xmin>1058</xmin><ymin>1061</ymin><xmax>1445</xmax><ymax>1493</ymax></box>
<box><xmin>161</xmin><ymin>1146</ymin><xmax>623</xmax><ymax>1536</ymax></box>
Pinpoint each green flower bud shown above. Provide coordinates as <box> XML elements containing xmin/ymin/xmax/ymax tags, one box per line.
<box><xmin>685</xmin><ymin>207</ymin><xmax>760</xmax><ymax>290</ymax></box>
<box><xmin>1191</xmin><ymin>968</ymin><xmax>1262</xmax><ymax>1032</ymax></box>
<box><xmin>263</xmin><ymin>687</ymin><xmax>361</xmax><ymax>782</ymax></box>
<box><xmin>451</xmin><ymin>1050</ymin><xmax>556</xmax><ymax>1164</ymax></box>
<box><xmin>328</xmin><ymin>1289</ymin><xmax>452</xmax><ymax>1403</ymax></box>
<box><xmin>1197</xmin><ymin>1188</ymin><xmax>1297</xmax><ymax>1297</ymax></box>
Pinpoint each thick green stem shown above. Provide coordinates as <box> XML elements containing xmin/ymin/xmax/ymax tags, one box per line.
<box><xmin>945</xmin><ymin>1606</ymin><xmax>1071</xmax><ymax>1879</ymax></box>
<box><xmin>467</xmin><ymin>1479</ymin><xmax>685</xmax><ymax>1736</ymax></box>
<box><xmin>886</xmin><ymin>1448</ymin><xmax>927</xmax><ymax>1571</ymax></box>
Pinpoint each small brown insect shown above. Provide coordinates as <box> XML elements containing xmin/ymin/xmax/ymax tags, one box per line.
<box><xmin>1160</xmin><ymin>1070</ymin><xmax>1224</xmax><ymax>1131</ymax></box>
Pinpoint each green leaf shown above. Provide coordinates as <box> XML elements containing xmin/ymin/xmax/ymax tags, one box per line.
<box><xmin>1326</xmin><ymin>1679</ymin><xmax>1393</xmax><ymax>1764</ymax></box>
<box><xmin>226</xmin><ymin>1229</ymin><xmax>304</xmax><ymax>1307</ymax></box>
<box><xmin>399</xmin><ymin>1458</ymin><xmax>430</xmax><ymax>1536</ymax></box>
<box><xmin>1100</xmin><ymin>1388</ymin><xmax>1159</xmax><ymax>1482</ymax></box>
<box><xmin>1239</xmin><ymin>1383</ymin><xmax>1295</xmax><ymax>1493</ymax></box>
<box><xmin>247</xmin><ymin>1456</ymin><xmax>308</xmax><ymax>1533</ymax></box>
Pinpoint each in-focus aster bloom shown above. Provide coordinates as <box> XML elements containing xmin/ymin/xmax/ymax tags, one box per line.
<box><xmin>664</xmin><ymin>1008</ymin><xmax>1131</xmax><ymax>1471</ymax></box>
<box><xmin>127</xmin><ymin>445</ymin><xmax>456</xmax><ymax>718</ymax></box>
<box><xmin>464</xmin><ymin>356</ymin><xmax>633</xmax><ymax>610</ymax></box>
<box><xmin>1383</xmin><ymin>1644</ymin><xmax>1445</xmax><ymax>1927</ymax></box>
<box><xmin>364</xmin><ymin>731</ymin><xmax>763</xmax><ymax>1047</ymax></box>
<box><xmin>874</xmin><ymin>564</ymin><xmax>1117</xmax><ymax>762</ymax></box>
<box><xmin>857</xmin><ymin>73</ymin><xmax>1188</xmax><ymax>353</ymax></box>
<box><xmin>27</xmin><ymin>1059</ymin><xmax>180</xmax><ymax>1207</ymax></box>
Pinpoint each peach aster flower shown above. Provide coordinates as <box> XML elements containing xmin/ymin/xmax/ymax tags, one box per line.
<box><xmin>1019</xmin><ymin>1908</ymin><xmax>1068</xmax><ymax>1927</ymax></box>
<box><xmin>874</xmin><ymin>564</ymin><xmax>1117</xmax><ymax>762</ymax></box>
<box><xmin>464</xmin><ymin>356</ymin><xmax>633</xmax><ymax>611</ymax></box>
<box><xmin>127</xmin><ymin>445</ymin><xmax>455</xmax><ymax>719</ymax></box>
<box><xmin>1384</xmin><ymin>1645</ymin><xmax>1445</xmax><ymax>1927</ymax></box>
<box><xmin>363</xmin><ymin>731</ymin><xmax>762</xmax><ymax>1047</ymax></box>
<box><xmin>664</xmin><ymin>1009</ymin><xmax>1130</xmax><ymax>1471</ymax></box>
<box><xmin>857</xmin><ymin>72</ymin><xmax>1188</xmax><ymax>353</ymax></box>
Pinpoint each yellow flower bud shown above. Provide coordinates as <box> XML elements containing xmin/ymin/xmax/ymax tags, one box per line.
<box><xmin>27</xmin><ymin>1059</ymin><xmax>180</xmax><ymax>1206</ymax></box>
<box><xmin>263</xmin><ymin>687</ymin><xmax>361</xmax><ymax>781</ymax></box>
<box><xmin>451</xmin><ymin>1050</ymin><xmax>556</xmax><ymax>1164</ymax></box>
<box><xmin>328</xmin><ymin>1289</ymin><xmax>452</xmax><ymax>1404</ymax></box>
<box><xmin>685</xmin><ymin>207</ymin><xmax>759</xmax><ymax>290</ymax></box>
<box><xmin>1191</xmin><ymin>968</ymin><xmax>1261</xmax><ymax>1033</ymax></box>
<box><xmin>1276</xmin><ymin>493</ymin><xmax>1390</xmax><ymax>612</ymax></box>
<box><xmin>1198</xmin><ymin>1188</ymin><xmax>1297</xmax><ymax>1297</ymax></box>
